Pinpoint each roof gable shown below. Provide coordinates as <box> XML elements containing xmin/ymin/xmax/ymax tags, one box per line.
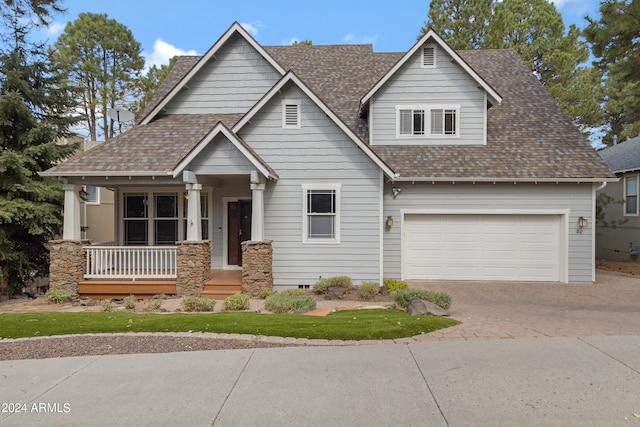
<box><xmin>173</xmin><ymin>122</ymin><xmax>278</xmax><ymax>180</ymax></box>
<box><xmin>233</xmin><ymin>71</ymin><xmax>397</xmax><ymax>179</ymax></box>
<box><xmin>598</xmin><ymin>136</ymin><xmax>640</xmax><ymax>173</ymax></box>
<box><xmin>140</xmin><ymin>22</ymin><xmax>286</xmax><ymax>125</ymax></box>
<box><xmin>360</xmin><ymin>29</ymin><xmax>502</xmax><ymax>112</ymax></box>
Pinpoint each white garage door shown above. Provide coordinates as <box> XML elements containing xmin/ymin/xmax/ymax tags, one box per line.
<box><xmin>403</xmin><ymin>214</ymin><xmax>562</xmax><ymax>281</ymax></box>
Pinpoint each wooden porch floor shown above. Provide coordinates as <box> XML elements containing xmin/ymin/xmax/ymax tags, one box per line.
<box><xmin>78</xmin><ymin>270</ymin><xmax>242</xmax><ymax>300</ymax></box>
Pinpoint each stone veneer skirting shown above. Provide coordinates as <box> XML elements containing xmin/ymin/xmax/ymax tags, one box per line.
<box><xmin>49</xmin><ymin>239</ymin><xmax>91</xmax><ymax>298</ymax></box>
<box><xmin>176</xmin><ymin>240</ymin><xmax>211</xmax><ymax>296</ymax></box>
<box><xmin>241</xmin><ymin>240</ymin><xmax>273</xmax><ymax>297</ymax></box>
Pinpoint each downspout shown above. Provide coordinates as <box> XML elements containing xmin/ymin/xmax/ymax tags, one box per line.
<box><xmin>595</xmin><ymin>182</ymin><xmax>607</xmax><ymax>191</ymax></box>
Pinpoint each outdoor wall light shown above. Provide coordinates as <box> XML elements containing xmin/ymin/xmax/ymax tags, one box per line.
<box><xmin>386</xmin><ymin>216</ymin><xmax>394</xmax><ymax>227</ymax></box>
<box><xmin>578</xmin><ymin>216</ymin><xmax>588</xmax><ymax>229</ymax></box>
<box><xmin>392</xmin><ymin>187</ymin><xmax>402</xmax><ymax>198</ymax></box>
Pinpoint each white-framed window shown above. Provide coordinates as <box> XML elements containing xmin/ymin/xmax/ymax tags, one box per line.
<box><xmin>302</xmin><ymin>184</ymin><xmax>340</xmax><ymax>244</ymax></box>
<box><xmin>122</xmin><ymin>189</ymin><xmax>210</xmax><ymax>245</ymax></box>
<box><xmin>625</xmin><ymin>175</ymin><xmax>638</xmax><ymax>216</ymax></box>
<box><xmin>84</xmin><ymin>185</ymin><xmax>100</xmax><ymax>205</ymax></box>
<box><xmin>397</xmin><ymin>105</ymin><xmax>459</xmax><ymax>138</ymax></box>
<box><xmin>422</xmin><ymin>44</ymin><xmax>436</xmax><ymax>68</ymax></box>
<box><xmin>282</xmin><ymin>100</ymin><xmax>300</xmax><ymax>129</ymax></box>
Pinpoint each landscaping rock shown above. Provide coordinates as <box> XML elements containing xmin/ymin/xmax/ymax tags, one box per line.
<box><xmin>407</xmin><ymin>299</ymin><xmax>450</xmax><ymax>316</ymax></box>
<box><xmin>78</xmin><ymin>298</ymin><xmax>97</xmax><ymax>306</ymax></box>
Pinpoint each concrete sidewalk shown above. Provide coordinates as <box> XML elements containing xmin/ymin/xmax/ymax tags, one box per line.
<box><xmin>2</xmin><ymin>336</ymin><xmax>640</xmax><ymax>426</ymax></box>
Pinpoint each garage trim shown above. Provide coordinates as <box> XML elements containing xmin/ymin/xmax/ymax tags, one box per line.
<box><xmin>400</xmin><ymin>209</ymin><xmax>569</xmax><ymax>283</ymax></box>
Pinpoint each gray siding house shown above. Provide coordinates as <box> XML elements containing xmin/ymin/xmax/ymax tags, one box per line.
<box><xmin>596</xmin><ymin>136</ymin><xmax>640</xmax><ymax>260</ymax></box>
<box><xmin>43</xmin><ymin>23</ymin><xmax>614</xmax><ymax>298</ymax></box>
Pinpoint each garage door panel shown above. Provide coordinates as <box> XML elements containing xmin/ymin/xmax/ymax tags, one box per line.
<box><xmin>403</xmin><ymin>214</ymin><xmax>561</xmax><ymax>282</ymax></box>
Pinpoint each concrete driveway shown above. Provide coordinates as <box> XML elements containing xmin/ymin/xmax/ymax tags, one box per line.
<box><xmin>410</xmin><ymin>270</ymin><xmax>640</xmax><ymax>340</ymax></box>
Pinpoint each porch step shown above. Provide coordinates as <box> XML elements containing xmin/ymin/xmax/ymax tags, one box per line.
<box><xmin>78</xmin><ymin>280</ymin><xmax>176</xmax><ymax>300</ymax></box>
<box><xmin>201</xmin><ymin>270</ymin><xmax>242</xmax><ymax>300</ymax></box>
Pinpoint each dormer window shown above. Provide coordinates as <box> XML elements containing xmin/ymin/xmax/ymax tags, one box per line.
<box><xmin>422</xmin><ymin>44</ymin><xmax>436</xmax><ymax>68</ymax></box>
<box><xmin>282</xmin><ymin>100</ymin><xmax>300</xmax><ymax>129</ymax></box>
<box><xmin>397</xmin><ymin>105</ymin><xmax>459</xmax><ymax>138</ymax></box>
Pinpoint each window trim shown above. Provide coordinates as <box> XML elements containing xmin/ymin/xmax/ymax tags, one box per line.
<box><xmin>396</xmin><ymin>105</ymin><xmax>460</xmax><ymax>139</ymax></box>
<box><xmin>422</xmin><ymin>44</ymin><xmax>436</xmax><ymax>68</ymax></box>
<box><xmin>84</xmin><ymin>185</ymin><xmax>100</xmax><ymax>205</ymax></box>
<box><xmin>302</xmin><ymin>183</ymin><xmax>341</xmax><ymax>244</ymax></box>
<box><xmin>282</xmin><ymin>100</ymin><xmax>301</xmax><ymax>129</ymax></box>
<box><xmin>624</xmin><ymin>175</ymin><xmax>639</xmax><ymax>216</ymax></box>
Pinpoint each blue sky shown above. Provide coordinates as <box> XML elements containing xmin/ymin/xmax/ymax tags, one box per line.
<box><xmin>38</xmin><ymin>0</ymin><xmax>603</xmax><ymax>70</ymax></box>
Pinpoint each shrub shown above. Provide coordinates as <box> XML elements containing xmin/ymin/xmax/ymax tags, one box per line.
<box><xmin>181</xmin><ymin>296</ymin><xmax>216</xmax><ymax>312</ymax></box>
<box><xmin>383</xmin><ymin>279</ymin><xmax>408</xmax><ymax>293</ymax></box>
<box><xmin>147</xmin><ymin>299</ymin><xmax>162</xmax><ymax>310</ymax></box>
<box><xmin>278</xmin><ymin>288</ymin><xmax>307</xmax><ymax>296</ymax></box>
<box><xmin>358</xmin><ymin>281</ymin><xmax>380</xmax><ymax>300</ymax></box>
<box><xmin>391</xmin><ymin>288</ymin><xmax>452</xmax><ymax>310</ymax></box>
<box><xmin>265</xmin><ymin>293</ymin><xmax>316</xmax><ymax>314</ymax></box>
<box><xmin>45</xmin><ymin>289</ymin><xmax>73</xmax><ymax>304</ymax></box>
<box><xmin>223</xmin><ymin>293</ymin><xmax>250</xmax><ymax>311</ymax></box>
<box><xmin>312</xmin><ymin>276</ymin><xmax>352</xmax><ymax>294</ymax></box>
<box><xmin>260</xmin><ymin>288</ymin><xmax>273</xmax><ymax>299</ymax></box>
<box><xmin>123</xmin><ymin>295</ymin><xmax>136</xmax><ymax>310</ymax></box>
<box><xmin>100</xmin><ymin>299</ymin><xmax>114</xmax><ymax>312</ymax></box>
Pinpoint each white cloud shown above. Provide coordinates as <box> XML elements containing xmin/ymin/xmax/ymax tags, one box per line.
<box><xmin>343</xmin><ymin>34</ymin><xmax>377</xmax><ymax>45</ymax></box>
<box><xmin>240</xmin><ymin>22</ymin><xmax>259</xmax><ymax>36</ymax></box>
<box><xmin>550</xmin><ymin>0</ymin><xmax>581</xmax><ymax>8</ymax></box>
<box><xmin>44</xmin><ymin>20</ymin><xmax>65</xmax><ymax>37</ymax></box>
<box><xmin>281</xmin><ymin>37</ymin><xmax>301</xmax><ymax>46</ymax></box>
<box><xmin>142</xmin><ymin>39</ymin><xmax>198</xmax><ymax>71</ymax></box>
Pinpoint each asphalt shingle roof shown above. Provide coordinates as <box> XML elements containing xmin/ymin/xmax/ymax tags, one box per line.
<box><xmin>598</xmin><ymin>136</ymin><xmax>640</xmax><ymax>173</ymax></box>
<box><xmin>46</xmin><ymin>38</ymin><xmax>614</xmax><ymax>181</ymax></box>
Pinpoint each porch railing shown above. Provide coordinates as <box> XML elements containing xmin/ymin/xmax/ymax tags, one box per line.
<box><xmin>84</xmin><ymin>246</ymin><xmax>177</xmax><ymax>279</ymax></box>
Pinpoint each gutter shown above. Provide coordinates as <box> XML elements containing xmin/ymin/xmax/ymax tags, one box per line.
<box><xmin>390</xmin><ymin>177</ymin><xmax>619</xmax><ymax>184</ymax></box>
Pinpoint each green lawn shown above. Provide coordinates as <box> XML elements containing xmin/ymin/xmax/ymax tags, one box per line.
<box><xmin>0</xmin><ymin>309</ymin><xmax>458</xmax><ymax>341</ymax></box>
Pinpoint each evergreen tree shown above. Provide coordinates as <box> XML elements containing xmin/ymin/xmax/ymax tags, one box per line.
<box><xmin>420</xmin><ymin>0</ymin><xmax>492</xmax><ymax>49</ymax></box>
<box><xmin>584</xmin><ymin>0</ymin><xmax>640</xmax><ymax>143</ymax></box>
<box><xmin>131</xmin><ymin>56</ymin><xmax>178</xmax><ymax>119</ymax></box>
<box><xmin>52</xmin><ymin>13</ymin><xmax>144</xmax><ymax>141</ymax></box>
<box><xmin>0</xmin><ymin>0</ymin><xmax>79</xmax><ymax>296</ymax></box>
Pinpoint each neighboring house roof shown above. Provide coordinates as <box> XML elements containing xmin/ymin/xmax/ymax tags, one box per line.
<box><xmin>598</xmin><ymin>136</ymin><xmax>640</xmax><ymax>173</ymax></box>
<box><xmin>44</xmin><ymin>24</ymin><xmax>614</xmax><ymax>182</ymax></box>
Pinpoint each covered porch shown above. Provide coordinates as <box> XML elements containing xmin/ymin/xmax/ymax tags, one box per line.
<box><xmin>50</xmin><ymin>169</ymin><xmax>273</xmax><ymax>300</ymax></box>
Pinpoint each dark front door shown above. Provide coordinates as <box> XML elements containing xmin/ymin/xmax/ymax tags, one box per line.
<box><xmin>228</xmin><ymin>200</ymin><xmax>252</xmax><ymax>266</ymax></box>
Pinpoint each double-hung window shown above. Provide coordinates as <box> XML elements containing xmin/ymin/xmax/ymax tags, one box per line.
<box><xmin>302</xmin><ymin>184</ymin><xmax>340</xmax><ymax>243</ymax></box>
<box><xmin>625</xmin><ymin>176</ymin><xmax>638</xmax><ymax>215</ymax></box>
<box><xmin>397</xmin><ymin>105</ymin><xmax>459</xmax><ymax>138</ymax></box>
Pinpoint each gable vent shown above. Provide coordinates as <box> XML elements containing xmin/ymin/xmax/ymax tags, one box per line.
<box><xmin>283</xmin><ymin>103</ymin><xmax>300</xmax><ymax>128</ymax></box>
<box><xmin>422</xmin><ymin>46</ymin><xmax>435</xmax><ymax>67</ymax></box>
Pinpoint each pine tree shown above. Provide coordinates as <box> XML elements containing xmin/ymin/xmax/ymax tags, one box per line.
<box><xmin>0</xmin><ymin>0</ymin><xmax>79</xmax><ymax>296</ymax></box>
<box><xmin>52</xmin><ymin>12</ymin><xmax>144</xmax><ymax>141</ymax></box>
<box><xmin>584</xmin><ymin>0</ymin><xmax>640</xmax><ymax>143</ymax></box>
<box><xmin>420</xmin><ymin>0</ymin><xmax>493</xmax><ymax>49</ymax></box>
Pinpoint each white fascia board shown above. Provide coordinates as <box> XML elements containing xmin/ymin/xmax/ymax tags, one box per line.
<box><xmin>39</xmin><ymin>170</ymin><xmax>170</xmax><ymax>177</ymax></box>
<box><xmin>233</xmin><ymin>71</ymin><xmax>398</xmax><ymax>180</ymax></box>
<box><xmin>140</xmin><ymin>22</ymin><xmax>286</xmax><ymax>125</ymax></box>
<box><xmin>172</xmin><ymin>122</ymin><xmax>277</xmax><ymax>180</ymax></box>
<box><xmin>360</xmin><ymin>30</ymin><xmax>502</xmax><ymax>110</ymax></box>
<box><xmin>391</xmin><ymin>176</ymin><xmax>619</xmax><ymax>183</ymax></box>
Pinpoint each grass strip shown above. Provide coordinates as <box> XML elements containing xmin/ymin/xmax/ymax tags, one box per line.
<box><xmin>0</xmin><ymin>309</ymin><xmax>458</xmax><ymax>341</ymax></box>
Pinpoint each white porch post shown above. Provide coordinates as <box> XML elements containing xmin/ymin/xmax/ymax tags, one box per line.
<box><xmin>62</xmin><ymin>184</ymin><xmax>81</xmax><ymax>240</ymax></box>
<box><xmin>186</xmin><ymin>183</ymin><xmax>202</xmax><ymax>241</ymax></box>
<box><xmin>250</xmin><ymin>170</ymin><xmax>265</xmax><ymax>241</ymax></box>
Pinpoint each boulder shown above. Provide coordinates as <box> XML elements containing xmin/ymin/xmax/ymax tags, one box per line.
<box><xmin>407</xmin><ymin>299</ymin><xmax>450</xmax><ymax>316</ymax></box>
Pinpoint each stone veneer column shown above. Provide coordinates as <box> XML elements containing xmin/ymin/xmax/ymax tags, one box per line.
<box><xmin>49</xmin><ymin>239</ymin><xmax>91</xmax><ymax>298</ymax></box>
<box><xmin>241</xmin><ymin>240</ymin><xmax>273</xmax><ymax>297</ymax></box>
<box><xmin>176</xmin><ymin>240</ymin><xmax>211</xmax><ymax>296</ymax></box>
